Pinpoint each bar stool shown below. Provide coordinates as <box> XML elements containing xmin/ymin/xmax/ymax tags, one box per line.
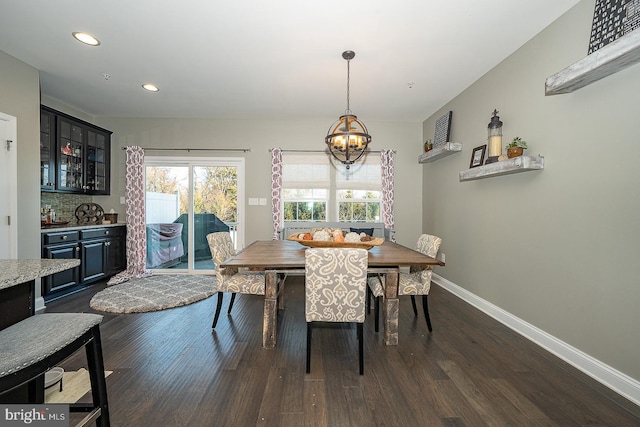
<box><xmin>0</xmin><ymin>313</ymin><xmax>110</xmax><ymax>427</ymax></box>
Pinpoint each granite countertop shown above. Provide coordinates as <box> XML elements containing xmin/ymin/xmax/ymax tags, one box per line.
<box><xmin>0</xmin><ymin>259</ymin><xmax>81</xmax><ymax>290</ymax></box>
<box><xmin>41</xmin><ymin>222</ymin><xmax>126</xmax><ymax>233</ymax></box>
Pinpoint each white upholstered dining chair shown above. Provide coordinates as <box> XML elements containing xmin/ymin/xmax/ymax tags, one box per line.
<box><xmin>305</xmin><ymin>247</ymin><xmax>368</xmax><ymax>375</ymax></box>
<box><xmin>368</xmin><ymin>234</ymin><xmax>442</xmax><ymax>332</ymax></box>
<box><xmin>207</xmin><ymin>232</ymin><xmax>266</xmax><ymax>328</ymax></box>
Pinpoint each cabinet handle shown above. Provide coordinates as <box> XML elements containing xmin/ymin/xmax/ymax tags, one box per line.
<box><xmin>105</xmin><ymin>230</ymin><xmax>110</xmax><ymax>235</ymax></box>
<box><xmin>62</xmin><ymin>235</ymin><xmax>67</xmax><ymax>240</ymax></box>
<box><xmin>75</xmin><ymin>247</ymin><xmax>80</xmax><ymax>252</ymax></box>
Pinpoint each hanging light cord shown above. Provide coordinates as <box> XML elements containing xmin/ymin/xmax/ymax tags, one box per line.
<box><xmin>345</xmin><ymin>58</ymin><xmax>351</xmax><ymax>115</ymax></box>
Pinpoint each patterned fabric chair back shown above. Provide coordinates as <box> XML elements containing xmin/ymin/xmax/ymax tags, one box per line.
<box><xmin>305</xmin><ymin>248</ymin><xmax>368</xmax><ymax>323</ymax></box>
<box><xmin>404</xmin><ymin>234</ymin><xmax>442</xmax><ymax>295</ymax></box>
<box><xmin>207</xmin><ymin>231</ymin><xmax>238</xmax><ymax>279</ymax></box>
<box><xmin>415</xmin><ymin>234</ymin><xmax>442</xmax><ymax>259</ymax></box>
<box><xmin>206</xmin><ymin>232</ymin><xmax>265</xmax><ymax>329</ymax></box>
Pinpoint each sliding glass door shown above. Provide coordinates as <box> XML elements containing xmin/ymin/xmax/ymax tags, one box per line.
<box><xmin>144</xmin><ymin>157</ymin><xmax>244</xmax><ymax>274</ymax></box>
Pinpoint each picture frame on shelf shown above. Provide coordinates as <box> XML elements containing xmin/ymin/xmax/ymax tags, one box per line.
<box><xmin>470</xmin><ymin>145</ymin><xmax>486</xmax><ymax>168</ymax></box>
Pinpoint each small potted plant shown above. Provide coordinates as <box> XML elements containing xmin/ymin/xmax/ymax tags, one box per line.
<box><xmin>506</xmin><ymin>136</ymin><xmax>527</xmax><ymax>158</ymax></box>
<box><xmin>424</xmin><ymin>139</ymin><xmax>433</xmax><ymax>152</ymax></box>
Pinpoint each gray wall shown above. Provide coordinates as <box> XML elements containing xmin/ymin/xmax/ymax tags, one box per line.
<box><xmin>422</xmin><ymin>0</ymin><xmax>640</xmax><ymax>382</ymax></box>
<box><xmin>0</xmin><ymin>51</ymin><xmax>41</xmax><ymax>262</ymax></box>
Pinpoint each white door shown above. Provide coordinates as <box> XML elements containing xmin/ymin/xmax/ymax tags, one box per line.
<box><xmin>0</xmin><ymin>113</ymin><xmax>18</xmax><ymax>259</ymax></box>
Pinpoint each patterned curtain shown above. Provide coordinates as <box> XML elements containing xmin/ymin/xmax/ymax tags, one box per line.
<box><xmin>271</xmin><ymin>148</ymin><xmax>283</xmax><ymax>240</ymax></box>
<box><xmin>380</xmin><ymin>149</ymin><xmax>396</xmax><ymax>242</ymax></box>
<box><xmin>107</xmin><ymin>146</ymin><xmax>152</xmax><ymax>285</ymax></box>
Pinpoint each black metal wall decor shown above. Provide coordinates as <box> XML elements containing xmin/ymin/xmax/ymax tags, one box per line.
<box><xmin>433</xmin><ymin>111</ymin><xmax>452</xmax><ymax>148</ymax></box>
<box><xmin>588</xmin><ymin>0</ymin><xmax>640</xmax><ymax>54</ymax></box>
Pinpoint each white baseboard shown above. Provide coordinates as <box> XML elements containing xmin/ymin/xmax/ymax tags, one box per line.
<box><xmin>35</xmin><ymin>296</ymin><xmax>46</xmax><ymax>313</ymax></box>
<box><xmin>432</xmin><ymin>274</ymin><xmax>640</xmax><ymax>407</ymax></box>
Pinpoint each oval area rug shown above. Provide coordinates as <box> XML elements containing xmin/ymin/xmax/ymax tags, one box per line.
<box><xmin>90</xmin><ymin>275</ymin><xmax>217</xmax><ymax>313</ymax></box>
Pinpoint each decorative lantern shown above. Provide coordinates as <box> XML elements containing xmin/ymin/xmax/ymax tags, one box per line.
<box><xmin>486</xmin><ymin>109</ymin><xmax>503</xmax><ymax>164</ymax></box>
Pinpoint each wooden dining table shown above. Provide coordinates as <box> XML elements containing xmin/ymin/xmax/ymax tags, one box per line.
<box><xmin>220</xmin><ymin>239</ymin><xmax>444</xmax><ymax>348</ymax></box>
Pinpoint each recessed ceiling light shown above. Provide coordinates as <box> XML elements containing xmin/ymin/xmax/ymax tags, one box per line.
<box><xmin>142</xmin><ymin>83</ymin><xmax>159</xmax><ymax>92</ymax></box>
<box><xmin>72</xmin><ymin>32</ymin><xmax>100</xmax><ymax>46</ymax></box>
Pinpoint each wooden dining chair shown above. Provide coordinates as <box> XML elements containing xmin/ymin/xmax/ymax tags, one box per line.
<box><xmin>305</xmin><ymin>247</ymin><xmax>368</xmax><ymax>375</ymax></box>
<box><xmin>368</xmin><ymin>234</ymin><xmax>442</xmax><ymax>332</ymax></box>
<box><xmin>207</xmin><ymin>232</ymin><xmax>266</xmax><ymax>328</ymax></box>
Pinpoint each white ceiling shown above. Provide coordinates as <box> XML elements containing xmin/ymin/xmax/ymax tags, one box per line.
<box><xmin>0</xmin><ymin>0</ymin><xmax>580</xmax><ymax>122</ymax></box>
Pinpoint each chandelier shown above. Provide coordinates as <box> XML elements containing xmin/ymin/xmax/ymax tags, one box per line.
<box><xmin>325</xmin><ymin>50</ymin><xmax>372</xmax><ymax>169</ymax></box>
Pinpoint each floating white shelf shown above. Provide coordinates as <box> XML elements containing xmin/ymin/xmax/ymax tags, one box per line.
<box><xmin>545</xmin><ymin>28</ymin><xmax>640</xmax><ymax>95</ymax></box>
<box><xmin>418</xmin><ymin>142</ymin><xmax>462</xmax><ymax>163</ymax></box>
<box><xmin>459</xmin><ymin>155</ymin><xmax>544</xmax><ymax>182</ymax></box>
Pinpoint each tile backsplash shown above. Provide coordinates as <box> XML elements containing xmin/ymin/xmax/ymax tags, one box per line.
<box><xmin>41</xmin><ymin>192</ymin><xmax>92</xmax><ymax>223</ymax></box>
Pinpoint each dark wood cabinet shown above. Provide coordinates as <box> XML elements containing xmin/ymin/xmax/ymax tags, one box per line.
<box><xmin>42</xmin><ymin>225</ymin><xmax>126</xmax><ymax>300</ymax></box>
<box><xmin>105</xmin><ymin>231</ymin><xmax>126</xmax><ymax>275</ymax></box>
<box><xmin>80</xmin><ymin>239</ymin><xmax>107</xmax><ymax>283</ymax></box>
<box><xmin>41</xmin><ymin>230</ymin><xmax>80</xmax><ymax>295</ymax></box>
<box><xmin>40</xmin><ymin>106</ymin><xmax>112</xmax><ymax>195</ymax></box>
<box><xmin>0</xmin><ymin>281</ymin><xmax>36</xmax><ymax>403</ymax></box>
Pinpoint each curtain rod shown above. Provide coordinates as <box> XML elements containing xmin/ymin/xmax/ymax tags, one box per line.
<box><xmin>268</xmin><ymin>148</ymin><xmax>395</xmax><ymax>154</ymax></box>
<box><xmin>121</xmin><ymin>147</ymin><xmax>251</xmax><ymax>152</ymax></box>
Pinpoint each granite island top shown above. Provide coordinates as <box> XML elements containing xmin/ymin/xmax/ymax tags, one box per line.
<box><xmin>40</xmin><ymin>222</ymin><xmax>126</xmax><ymax>233</ymax></box>
<box><xmin>0</xmin><ymin>259</ymin><xmax>81</xmax><ymax>290</ymax></box>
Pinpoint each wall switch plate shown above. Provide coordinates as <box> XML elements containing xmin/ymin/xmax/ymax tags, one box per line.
<box><xmin>248</xmin><ymin>198</ymin><xmax>258</xmax><ymax>205</ymax></box>
<box><xmin>120</xmin><ymin>196</ymin><xmax>125</xmax><ymax>204</ymax></box>
<box><xmin>440</xmin><ymin>253</ymin><xmax>445</xmax><ymax>263</ymax></box>
<box><xmin>259</xmin><ymin>198</ymin><xmax>267</xmax><ymax>205</ymax></box>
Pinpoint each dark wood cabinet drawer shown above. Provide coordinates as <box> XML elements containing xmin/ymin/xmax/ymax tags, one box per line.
<box><xmin>80</xmin><ymin>227</ymin><xmax>122</xmax><ymax>240</ymax></box>
<box><xmin>43</xmin><ymin>230</ymin><xmax>79</xmax><ymax>245</ymax></box>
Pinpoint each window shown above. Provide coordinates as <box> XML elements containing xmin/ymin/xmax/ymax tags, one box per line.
<box><xmin>338</xmin><ymin>190</ymin><xmax>381</xmax><ymax>221</ymax></box>
<box><xmin>144</xmin><ymin>156</ymin><xmax>245</xmax><ymax>272</ymax></box>
<box><xmin>282</xmin><ymin>153</ymin><xmax>381</xmax><ymax>222</ymax></box>
<box><xmin>282</xmin><ymin>188</ymin><xmax>327</xmax><ymax>221</ymax></box>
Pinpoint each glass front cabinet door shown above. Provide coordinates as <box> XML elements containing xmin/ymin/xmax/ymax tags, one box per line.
<box><xmin>86</xmin><ymin>128</ymin><xmax>109</xmax><ymax>194</ymax></box>
<box><xmin>40</xmin><ymin>109</ymin><xmax>56</xmax><ymax>191</ymax></box>
<box><xmin>52</xmin><ymin>112</ymin><xmax>111</xmax><ymax>195</ymax></box>
<box><xmin>57</xmin><ymin>116</ymin><xmax>85</xmax><ymax>192</ymax></box>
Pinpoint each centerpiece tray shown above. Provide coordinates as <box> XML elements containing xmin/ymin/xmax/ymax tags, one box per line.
<box><xmin>287</xmin><ymin>234</ymin><xmax>384</xmax><ymax>250</ymax></box>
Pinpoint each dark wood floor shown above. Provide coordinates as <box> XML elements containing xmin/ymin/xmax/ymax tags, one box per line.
<box><xmin>47</xmin><ymin>277</ymin><xmax>640</xmax><ymax>426</ymax></box>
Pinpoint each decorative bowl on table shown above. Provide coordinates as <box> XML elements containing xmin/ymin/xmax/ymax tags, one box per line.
<box><xmin>287</xmin><ymin>229</ymin><xmax>384</xmax><ymax>250</ymax></box>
